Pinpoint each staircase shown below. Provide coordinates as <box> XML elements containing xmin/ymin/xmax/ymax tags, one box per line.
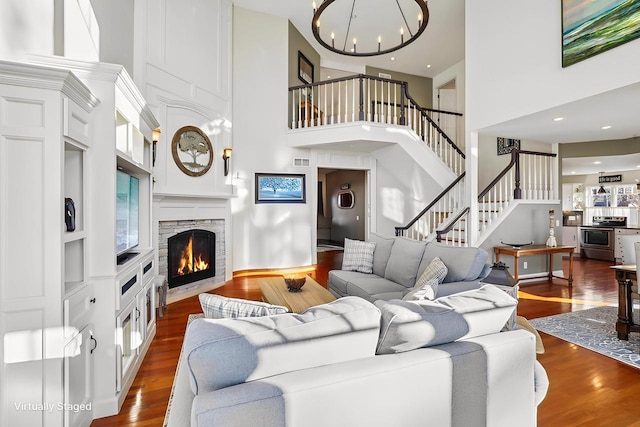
<box><xmin>288</xmin><ymin>74</ymin><xmax>558</xmax><ymax>247</ymax></box>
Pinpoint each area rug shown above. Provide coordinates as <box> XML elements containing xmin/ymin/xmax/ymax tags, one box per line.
<box><xmin>529</xmin><ymin>306</ymin><xmax>640</xmax><ymax>369</ymax></box>
<box><xmin>163</xmin><ymin>313</ymin><xmax>203</xmax><ymax>427</ymax></box>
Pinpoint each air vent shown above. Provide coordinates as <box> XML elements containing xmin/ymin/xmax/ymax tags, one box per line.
<box><xmin>378</xmin><ymin>72</ymin><xmax>392</xmax><ymax>79</ymax></box>
<box><xmin>293</xmin><ymin>158</ymin><xmax>310</xmax><ymax>167</ymax></box>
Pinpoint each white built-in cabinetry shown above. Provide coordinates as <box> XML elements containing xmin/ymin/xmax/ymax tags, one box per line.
<box><xmin>0</xmin><ymin>61</ymin><xmax>98</xmax><ymax>427</ymax></box>
<box><xmin>561</xmin><ymin>227</ymin><xmax>581</xmax><ymax>255</ymax></box>
<box><xmin>33</xmin><ymin>57</ymin><xmax>161</xmax><ymax>419</ymax></box>
<box><xmin>0</xmin><ymin>57</ymin><xmax>160</xmax><ymax>426</ymax></box>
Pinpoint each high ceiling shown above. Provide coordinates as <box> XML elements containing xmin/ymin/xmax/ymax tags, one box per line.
<box><xmin>234</xmin><ymin>0</ymin><xmax>464</xmax><ymax>78</ymax></box>
<box><xmin>234</xmin><ymin>0</ymin><xmax>640</xmax><ymax>176</ymax></box>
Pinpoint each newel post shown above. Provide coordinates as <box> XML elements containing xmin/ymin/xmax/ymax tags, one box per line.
<box><xmin>399</xmin><ymin>82</ymin><xmax>406</xmax><ymax>125</ymax></box>
<box><xmin>358</xmin><ymin>75</ymin><xmax>365</xmax><ymax>121</ymax></box>
<box><xmin>513</xmin><ymin>150</ymin><xmax>522</xmax><ymax>199</ymax></box>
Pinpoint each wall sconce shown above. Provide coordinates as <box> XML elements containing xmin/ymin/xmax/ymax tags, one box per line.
<box><xmin>222</xmin><ymin>147</ymin><xmax>232</xmax><ymax>176</ymax></box>
<box><xmin>152</xmin><ymin>127</ymin><xmax>161</xmax><ymax>167</ymax></box>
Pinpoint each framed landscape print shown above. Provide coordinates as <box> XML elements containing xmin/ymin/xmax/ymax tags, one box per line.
<box><xmin>255</xmin><ymin>173</ymin><xmax>306</xmax><ymax>203</ymax></box>
<box><xmin>562</xmin><ymin>0</ymin><xmax>640</xmax><ymax>67</ymax></box>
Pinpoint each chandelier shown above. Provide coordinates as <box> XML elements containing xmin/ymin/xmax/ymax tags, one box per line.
<box><xmin>312</xmin><ymin>0</ymin><xmax>429</xmax><ymax>57</ymax></box>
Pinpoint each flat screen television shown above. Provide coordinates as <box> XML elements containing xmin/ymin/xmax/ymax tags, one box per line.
<box><xmin>116</xmin><ymin>170</ymin><xmax>139</xmax><ymax>257</ymax></box>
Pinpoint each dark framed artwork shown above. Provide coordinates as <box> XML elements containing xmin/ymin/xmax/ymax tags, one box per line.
<box><xmin>497</xmin><ymin>137</ymin><xmax>520</xmax><ymax>155</ymax></box>
<box><xmin>171</xmin><ymin>126</ymin><xmax>213</xmax><ymax>176</ymax></box>
<box><xmin>562</xmin><ymin>0</ymin><xmax>640</xmax><ymax>67</ymax></box>
<box><xmin>255</xmin><ymin>173</ymin><xmax>306</xmax><ymax>203</ymax></box>
<box><xmin>298</xmin><ymin>51</ymin><xmax>314</xmax><ymax>85</ymax></box>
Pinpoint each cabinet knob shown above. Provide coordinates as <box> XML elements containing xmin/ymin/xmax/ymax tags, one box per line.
<box><xmin>90</xmin><ymin>298</ymin><xmax>96</xmax><ymax>304</ymax></box>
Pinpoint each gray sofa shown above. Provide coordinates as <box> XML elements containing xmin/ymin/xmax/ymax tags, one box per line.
<box><xmin>329</xmin><ymin>234</ymin><xmax>492</xmax><ymax>301</ymax></box>
<box><xmin>167</xmin><ymin>287</ymin><xmax>548</xmax><ymax>427</ymax></box>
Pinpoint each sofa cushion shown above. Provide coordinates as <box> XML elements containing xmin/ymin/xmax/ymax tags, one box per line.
<box><xmin>183</xmin><ymin>297</ymin><xmax>381</xmax><ymax>394</ymax></box>
<box><xmin>419</xmin><ymin>243</ymin><xmax>489</xmax><ymax>283</ymax></box>
<box><xmin>346</xmin><ymin>276</ymin><xmax>408</xmax><ymax>302</ymax></box>
<box><xmin>435</xmin><ymin>280</ymin><xmax>482</xmax><ymax>298</ymax></box>
<box><xmin>369</xmin><ymin>232</ymin><xmax>395</xmax><ymax>276</ymax></box>
<box><xmin>328</xmin><ymin>270</ymin><xmax>374</xmax><ymax>296</ymax></box>
<box><xmin>199</xmin><ymin>293</ymin><xmax>289</xmax><ymax>319</ymax></box>
<box><xmin>342</xmin><ymin>238</ymin><xmax>376</xmax><ymax>273</ymax></box>
<box><xmin>374</xmin><ymin>299</ymin><xmax>468</xmax><ymax>354</ymax></box>
<box><xmin>384</xmin><ymin>237</ymin><xmax>427</xmax><ymax>287</ymax></box>
<box><xmin>374</xmin><ymin>284</ymin><xmax>517</xmax><ymax>354</ymax></box>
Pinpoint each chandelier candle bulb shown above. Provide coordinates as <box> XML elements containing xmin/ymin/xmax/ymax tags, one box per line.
<box><xmin>331</xmin><ymin>32</ymin><xmax>335</xmax><ymax>48</ymax></box>
<box><xmin>400</xmin><ymin>27</ymin><xmax>404</xmax><ymax>43</ymax></box>
<box><xmin>378</xmin><ymin>35</ymin><xmax>381</xmax><ymax>51</ymax></box>
<box><xmin>353</xmin><ymin>37</ymin><xmax>356</xmax><ymax>52</ymax></box>
<box><xmin>418</xmin><ymin>13</ymin><xmax>422</xmax><ymax>26</ymax></box>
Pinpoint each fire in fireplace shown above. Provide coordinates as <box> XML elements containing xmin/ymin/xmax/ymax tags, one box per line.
<box><xmin>167</xmin><ymin>229</ymin><xmax>215</xmax><ymax>288</ymax></box>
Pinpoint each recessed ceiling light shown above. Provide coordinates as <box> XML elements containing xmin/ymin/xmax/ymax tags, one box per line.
<box><xmin>390</xmin><ymin>57</ymin><xmax>395</xmax><ymax>61</ymax></box>
<box><xmin>553</xmin><ymin>117</ymin><xmax>564</xmax><ymax>121</ymax></box>
<box><xmin>327</xmin><ymin>75</ymin><xmax>331</xmax><ymax>79</ymax></box>
<box><xmin>593</xmin><ymin>161</ymin><xmax>602</xmax><ymax>164</ymax></box>
<box><xmin>571</xmin><ymin>171</ymin><xmax>576</xmax><ymax>174</ymax></box>
<box><xmin>601</xmin><ymin>125</ymin><xmax>612</xmax><ymax>130</ymax></box>
<box><xmin>426</xmin><ymin>64</ymin><xmax>431</xmax><ymax>68</ymax></box>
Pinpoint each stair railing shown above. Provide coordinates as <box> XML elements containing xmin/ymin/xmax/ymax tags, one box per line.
<box><xmin>398</xmin><ymin>149</ymin><xmax>557</xmax><ymax>246</ymax></box>
<box><xmin>394</xmin><ymin>172</ymin><xmax>466</xmax><ymax>240</ymax></box>
<box><xmin>477</xmin><ymin>149</ymin><xmax>557</xmax><ymax>233</ymax></box>
<box><xmin>289</xmin><ymin>74</ymin><xmax>464</xmax><ymax>174</ymax></box>
<box><xmin>436</xmin><ymin>207</ymin><xmax>470</xmax><ymax>247</ymax></box>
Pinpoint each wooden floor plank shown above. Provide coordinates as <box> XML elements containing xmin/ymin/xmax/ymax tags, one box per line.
<box><xmin>90</xmin><ymin>253</ymin><xmax>640</xmax><ymax>426</ymax></box>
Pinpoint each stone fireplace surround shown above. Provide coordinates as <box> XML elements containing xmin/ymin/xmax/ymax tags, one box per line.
<box><xmin>153</xmin><ymin>195</ymin><xmax>231</xmax><ymax>302</ymax></box>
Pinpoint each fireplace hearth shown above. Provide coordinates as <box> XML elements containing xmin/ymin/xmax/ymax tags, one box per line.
<box><xmin>167</xmin><ymin>229</ymin><xmax>215</xmax><ymax>288</ymax></box>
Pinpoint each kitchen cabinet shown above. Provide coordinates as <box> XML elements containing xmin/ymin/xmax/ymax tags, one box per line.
<box><xmin>562</xmin><ymin>227</ymin><xmax>581</xmax><ymax>255</ymax></box>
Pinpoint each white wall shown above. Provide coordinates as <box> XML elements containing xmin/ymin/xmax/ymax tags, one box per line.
<box><xmin>0</xmin><ymin>0</ymin><xmax>98</xmax><ymax>62</ymax></box>
<box><xmin>466</xmin><ymin>0</ymin><xmax>640</xmax><ymax>132</ymax></box>
<box><xmin>232</xmin><ymin>7</ymin><xmax>315</xmax><ymax>270</ymax></box>
<box><xmin>135</xmin><ymin>0</ymin><xmax>233</xmax><ymax>198</ymax></box>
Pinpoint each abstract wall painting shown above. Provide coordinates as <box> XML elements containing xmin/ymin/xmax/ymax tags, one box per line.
<box><xmin>562</xmin><ymin>0</ymin><xmax>640</xmax><ymax>67</ymax></box>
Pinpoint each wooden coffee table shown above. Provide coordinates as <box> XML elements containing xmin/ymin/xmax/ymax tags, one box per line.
<box><xmin>258</xmin><ymin>276</ymin><xmax>336</xmax><ymax>313</ymax></box>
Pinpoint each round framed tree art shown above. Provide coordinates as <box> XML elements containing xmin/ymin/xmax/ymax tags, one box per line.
<box><xmin>171</xmin><ymin>126</ymin><xmax>213</xmax><ymax>176</ymax></box>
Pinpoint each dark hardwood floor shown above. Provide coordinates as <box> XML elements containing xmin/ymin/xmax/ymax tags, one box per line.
<box><xmin>91</xmin><ymin>253</ymin><xmax>640</xmax><ymax>427</ymax></box>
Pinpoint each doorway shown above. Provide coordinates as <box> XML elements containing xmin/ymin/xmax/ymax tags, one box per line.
<box><xmin>317</xmin><ymin>168</ymin><xmax>367</xmax><ymax>248</ymax></box>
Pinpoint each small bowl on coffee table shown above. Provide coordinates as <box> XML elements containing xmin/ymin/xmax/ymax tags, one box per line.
<box><xmin>284</xmin><ymin>277</ymin><xmax>306</xmax><ymax>293</ymax></box>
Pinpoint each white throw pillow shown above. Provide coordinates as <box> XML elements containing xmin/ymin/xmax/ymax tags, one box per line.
<box><xmin>342</xmin><ymin>238</ymin><xmax>376</xmax><ymax>274</ymax></box>
<box><xmin>402</xmin><ymin>278</ymin><xmax>440</xmax><ymax>301</ymax></box>
<box><xmin>199</xmin><ymin>293</ymin><xmax>289</xmax><ymax>319</ymax></box>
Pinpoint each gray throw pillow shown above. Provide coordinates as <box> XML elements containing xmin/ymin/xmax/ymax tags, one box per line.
<box><xmin>199</xmin><ymin>293</ymin><xmax>289</xmax><ymax>318</ymax></box>
<box><xmin>342</xmin><ymin>238</ymin><xmax>376</xmax><ymax>273</ymax></box>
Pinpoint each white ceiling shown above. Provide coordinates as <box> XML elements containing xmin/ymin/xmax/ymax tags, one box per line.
<box><xmin>234</xmin><ymin>0</ymin><xmax>640</xmax><ymax>176</ymax></box>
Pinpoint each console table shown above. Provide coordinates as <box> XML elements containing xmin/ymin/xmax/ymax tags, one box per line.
<box><xmin>610</xmin><ymin>264</ymin><xmax>639</xmax><ymax>340</ymax></box>
<box><xmin>494</xmin><ymin>245</ymin><xmax>575</xmax><ymax>286</ymax></box>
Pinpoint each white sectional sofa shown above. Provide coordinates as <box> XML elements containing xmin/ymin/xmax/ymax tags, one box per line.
<box><xmin>167</xmin><ymin>286</ymin><xmax>548</xmax><ymax>427</ymax></box>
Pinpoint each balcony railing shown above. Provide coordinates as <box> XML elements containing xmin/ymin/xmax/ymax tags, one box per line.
<box><xmin>289</xmin><ymin>74</ymin><xmax>465</xmax><ymax>175</ymax></box>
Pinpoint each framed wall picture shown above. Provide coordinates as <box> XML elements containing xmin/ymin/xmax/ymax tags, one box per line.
<box><xmin>298</xmin><ymin>51</ymin><xmax>314</xmax><ymax>85</ymax></box>
<box><xmin>562</xmin><ymin>0</ymin><xmax>640</xmax><ymax>67</ymax></box>
<box><xmin>171</xmin><ymin>126</ymin><xmax>213</xmax><ymax>176</ymax></box>
<box><xmin>255</xmin><ymin>173</ymin><xmax>306</xmax><ymax>203</ymax></box>
<box><xmin>497</xmin><ymin>137</ymin><xmax>520</xmax><ymax>155</ymax></box>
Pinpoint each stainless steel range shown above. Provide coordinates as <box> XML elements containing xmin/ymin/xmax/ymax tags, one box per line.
<box><xmin>580</xmin><ymin>216</ymin><xmax>627</xmax><ymax>261</ymax></box>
